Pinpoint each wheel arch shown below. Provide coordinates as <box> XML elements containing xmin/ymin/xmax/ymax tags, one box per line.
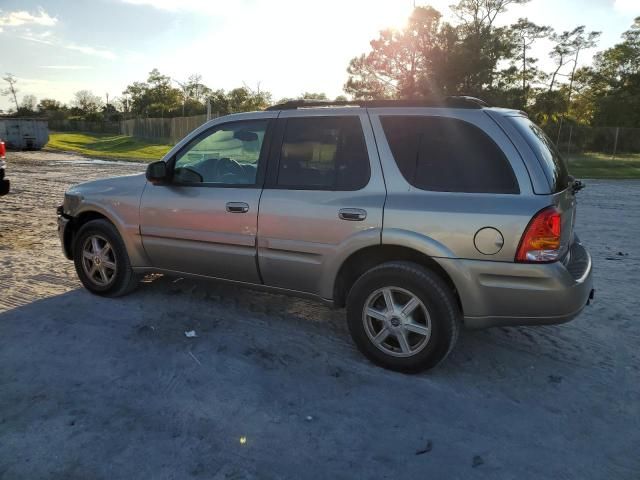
<box><xmin>332</xmin><ymin>244</ymin><xmax>462</xmax><ymax>313</ymax></box>
<box><xmin>66</xmin><ymin>206</ymin><xmax>149</xmax><ymax>267</ymax></box>
<box><xmin>65</xmin><ymin>211</ymin><xmax>113</xmax><ymax>256</ymax></box>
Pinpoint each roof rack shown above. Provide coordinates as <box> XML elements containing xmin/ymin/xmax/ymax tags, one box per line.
<box><xmin>264</xmin><ymin>96</ymin><xmax>490</xmax><ymax>111</ymax></box>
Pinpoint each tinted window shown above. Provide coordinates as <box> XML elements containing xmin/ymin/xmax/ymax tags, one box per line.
<box><xmin>511</xmin><ymin>116</ymin><xmax>570</xmax><ymax>193</ymax></box>
<box><xmin>381</xmin><ymin>116</ymin><xmax>519</xmax><ymax>194</ymax></box>
<box><xmin>276</xmin><ymin>116</ymin><xmax>370</xmax><ymax>190</ymax></box>
<box><xmin>174</xmin><ymin>120</ymin><xmax>268</xmax><ymax>185</ymax></box>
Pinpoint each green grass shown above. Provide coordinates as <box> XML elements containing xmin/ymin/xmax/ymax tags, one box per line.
<box><xmin>47</xmin><ymin>132</ymin><xmax>172</xmax><ymax>162</ymax></box>
<box><xmin>567</xmin><ymin>152</ymin><xmax>640</xmax><ymax>179</ymax></box>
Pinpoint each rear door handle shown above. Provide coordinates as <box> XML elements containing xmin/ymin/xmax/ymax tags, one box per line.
<box><xmin>226</xmin><ymin>202</ymin><xmax>249</xmax><ymax>213</ymax></box>
<box><xmin>339</xmin><ymin>208</ymin><xmax>367</xmax><ymax>221</ymax></box>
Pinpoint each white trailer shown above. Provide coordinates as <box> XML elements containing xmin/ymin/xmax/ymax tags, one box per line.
<box><xmin>0</xmin><ymin>118</ymin><xmax>49</xmax><ymax>150</ymax></box>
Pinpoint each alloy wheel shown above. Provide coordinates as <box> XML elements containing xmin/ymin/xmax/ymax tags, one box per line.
<box><xmin>362</xmin><ymin>286</ymin><xmax>432</xmax><ymax>357</ymax></box>
<box><xmin>81</xmin><ymin>234</ymin><xmax>117</xmax><ymax>287</ymax></box>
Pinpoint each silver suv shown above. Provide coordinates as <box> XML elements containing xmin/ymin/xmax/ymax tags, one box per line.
<box><xmin>57</xmin><ymin>98</ymin><xmax>594</xmax><ymax>372</ymax></box>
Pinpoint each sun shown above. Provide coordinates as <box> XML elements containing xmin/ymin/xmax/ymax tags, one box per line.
<box><xmin>346</xmin><ymin>1</ymin><xmax>453</xmax><ymax>34</ymax></box>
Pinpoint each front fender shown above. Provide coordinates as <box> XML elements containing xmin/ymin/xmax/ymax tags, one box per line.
<box><xmin>64</xmin><ymin>174</ymin><xmax>150</xmax><ymax>267</ymax></box>
<box><xmin>71</xmin><ymin>202</ymin><xmax>150</xmax><ymax>267</ymax></box>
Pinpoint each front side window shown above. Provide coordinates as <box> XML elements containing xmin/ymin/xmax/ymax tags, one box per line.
<box><xmin>381</xmin><ymin>116</ymin><xmax>519</xmax><ymax>194</ymax></box>
<box><xmin>276</xmin><ymin>116</ymin><xmax>370</xmax><ymax>190</ymax></box>
<box><xmin>173</xmin><ymin>120</ymin><xmax>268</xmax><ymax>185</ymax></box>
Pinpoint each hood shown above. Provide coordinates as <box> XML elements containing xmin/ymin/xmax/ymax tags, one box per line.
<box><xmin>63</xmin><ymin>173</ymin><xmax>147</xmax><ymax>217</ymax></box>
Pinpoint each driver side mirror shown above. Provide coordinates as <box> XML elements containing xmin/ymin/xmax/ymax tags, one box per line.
<box><xmin>146</xmin><ymin>160</ymin><xmax>169</xmax><ymax>185</ymax></box>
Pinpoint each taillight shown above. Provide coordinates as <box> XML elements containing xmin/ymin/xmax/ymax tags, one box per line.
<box><xmin>516</xmin><ymin>206</ymin><xmax>562</xmax><ymax>263</ymax></box>
<box><xmin>0</xmin><ymin>141</ymin><xmax>5</xmax><ymax>159</ymax></box>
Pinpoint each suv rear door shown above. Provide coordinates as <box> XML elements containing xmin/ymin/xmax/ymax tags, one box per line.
<box><xmin>257</xmin><ymin>109</ymin><xmax>385</xmax><ymax>298</ymax></box>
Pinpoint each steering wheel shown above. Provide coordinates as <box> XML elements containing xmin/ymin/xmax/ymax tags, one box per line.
<box><xmin>213</xmin><ymin>158</ymin><xmax>244</xmax><ymax>182</ymax></box>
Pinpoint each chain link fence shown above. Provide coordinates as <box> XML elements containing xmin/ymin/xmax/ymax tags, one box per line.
<box><xmin>553</xmin><ymin>125</ymin><xmax>640</xmax><ymax>159</ymax></box>
<box><xmin>548</xmin><ymin>124</ymin><xmax>640</xmax><ymax>178</ymax></box>
<box><xmin>120</xmin><ymin>114</ymin><xmax>218</xmax><ymax>144</ymax></box>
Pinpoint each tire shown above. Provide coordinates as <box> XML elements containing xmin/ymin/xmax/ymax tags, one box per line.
<box><xmin>346</xmin><ymin>261</ymin><xmax>461</xmax><ymax>373</ymax></box>
<box><xmin>73</xmin><ymin>219</ymin><xmax>139</xmax><ymax>297</ymax></box>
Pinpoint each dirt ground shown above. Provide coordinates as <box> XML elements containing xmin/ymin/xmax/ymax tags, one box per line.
<box><xmin>1</xmin><ymin>150</ymin><xmax>639</xmax><ymax>480</ymax></box>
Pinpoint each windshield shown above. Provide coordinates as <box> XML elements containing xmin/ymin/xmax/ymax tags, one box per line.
<box><xmin>511</xmin><ymin>116</ymin><xmax>570</xmax><ymax>193</ymax></box>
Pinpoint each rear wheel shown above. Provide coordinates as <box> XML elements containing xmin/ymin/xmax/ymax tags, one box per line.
<box><xmin>346</xmin><ymin>261</ymin><xmax>460</xmax><ymax>372</ymax></box>
<box><xmin>73</xmin><ymin>219</ymin><xmax>139</xmax><ymax>297</ymax></box>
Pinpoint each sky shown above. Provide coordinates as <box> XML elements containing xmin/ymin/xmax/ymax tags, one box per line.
<box><xmin>0</xmin><ymin>0</ymin><xmax>637</xmax><ymax>111</ymax></box>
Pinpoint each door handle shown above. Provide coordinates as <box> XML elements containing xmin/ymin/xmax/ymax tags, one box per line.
<box><xmin>226</xmin><ymin>202</ymin><xmax>249</xmax><ymax>213</ymax></box>
<box><xmin>339</xmin><ymin>208</ymin><xmax>367</xmax><ymax>221</ymax></box>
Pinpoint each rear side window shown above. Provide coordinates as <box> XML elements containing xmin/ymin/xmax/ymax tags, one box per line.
<box><xmin>276</xmin><ymin>116</ymin><xmax>370</xmax><ymax>190</ymax></box>
<box><xmin>510</xmin><ymin>116</ymin><xmax>570</xmax><ymax>193</ymax></box>
<box><xmin>381</xmin><ymin>116</ymin><xmax>519</xmax><ymax>194</ymax></box>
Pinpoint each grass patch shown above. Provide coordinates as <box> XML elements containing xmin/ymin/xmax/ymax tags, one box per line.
<box><xmin>567</xmin><ymin>152</ymin><xmax>640</xmax><ymax>179</ymax></box>
<box><xmin>47</xmin><ymin>132</ymin><xmax>172</xmax><ymax>161</ymax></box>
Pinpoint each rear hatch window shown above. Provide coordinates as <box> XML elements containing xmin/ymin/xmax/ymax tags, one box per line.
<box><xmin>510</xmin><ymin>116</ymin><xmax>570</xmax><ymax>193</ymax></box>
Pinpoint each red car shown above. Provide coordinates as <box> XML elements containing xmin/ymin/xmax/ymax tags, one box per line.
<box><xmin>0</xmin><ymin>139</ymin><xmax>8</xmax><ymax>195</ymax></box>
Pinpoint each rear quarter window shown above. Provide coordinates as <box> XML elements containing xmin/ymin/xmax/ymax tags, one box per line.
<box><xmin>510</xmin><ymin>116</ymin><xmax>570</xmax><ymax>193</ymax></box>
<box><xmin>381</xmin><ymin>116</ymin><xmax>519</xmax><ymax>194</ymax></box>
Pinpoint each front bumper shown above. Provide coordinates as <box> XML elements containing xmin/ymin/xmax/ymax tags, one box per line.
<box><xmin>437</xmin><ymin>241</ymin><xmax>594</xmax><ymax>329</ymax></box>
<box><xmin>57</xmin><ymin>207</ymin><xmax>73</xmax><ymax>259</ymax></box>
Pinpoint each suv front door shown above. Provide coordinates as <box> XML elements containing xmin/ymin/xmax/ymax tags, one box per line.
<box><xmin>139</xmin><ymin>115</ymin><xmax>273</xmax><ymax>283</ymax></box>
<box><xmin>257</xmin><ymin>110</ymin><xmax>386</xmax><ymax>299</ymax></box>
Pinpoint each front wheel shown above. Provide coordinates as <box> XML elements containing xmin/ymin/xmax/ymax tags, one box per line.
<box><xmin>73</xmin><ymin>219</ymin><xmax>139</xmax><ymax>297</ymax></box>
<box><xmin>346</xmin><ymin>261</ymin><xmax>461</xmax><ymax>373</ymax></box>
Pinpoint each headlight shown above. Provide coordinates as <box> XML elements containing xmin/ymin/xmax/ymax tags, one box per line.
<box><xmin>63</xmin><ymin>192</ymin><xmax>82</xmax><ymax>215</ymax></box>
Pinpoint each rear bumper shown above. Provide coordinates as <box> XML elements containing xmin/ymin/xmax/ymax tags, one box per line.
<box><xmin>437</xmin><ymin>242</ymin><xmax>594</xmax><ymax>329</ymax></box>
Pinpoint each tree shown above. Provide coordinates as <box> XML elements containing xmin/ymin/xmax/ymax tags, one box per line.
<box><xmin>122</xmin><ymin>69</ymin><xmax>182</xmax><ymax>117</ymax></box>
<box><xmin>146</xmin><ymin>68</ymin><xmax>181</xmax><ymax>117</ymax></box>
<box><xmin>19</xmin><ymin>94</ymin><xmax>38</xmax><ymax>115</ymax></box>
<box><xmin>452</xmin><ymin>0</ymin><xmax>529</xmax><ymax>30</ymax></box>
<box><xmin>226</xmin><ymin>86</ymin><xmax>271</xmax><ymax>113</ymax></box>
<box><xmin>38</xmin><ymin>98</ymin><xmax>63</xmax><ymax>112</ymax></box>
<box><xmin>72</xmin><ymin>90</ymin><xmax>104</xmax><ymax>114</ymax></box>
<box><xmin>300</xmin><ymin>92</ymin><xmax>328</xmax><ymax>100</ymax></box>
<box><xmin>564</xmin><ymin>27</ymin><xmax>601</xmax><ymax>108</ymax></box>
<box><xmin>451</xmin><ymin>0</ymin><xmax>529</xmax><ymax>92</ymax></box>
<box><xmin>1</xmin><ymin>73</ymin><xmax>19</xmax><ymax>111</ymax></box>
<box><xmin>345</xmin><ymin>6</ymin><xmax>451</xmax><ymax>99</ymax></box>
<box><xmin>578</xmin><ymin>17</ymin><xmax>640</xmax><ymax>127</ymax></box>
<box><xmin>206</xmin><ymin>86</ymin><xmax>272</xmax><ymax>116</ymax></box>
<box><xmin>344</xmin><ymin>3</ymin><xmax>529</xmax><ymax>100</ymax></box>
<box><xmin>509</xmin><ymin>19</ymin><xmax>552</xmax><ymax>105</ymax></box>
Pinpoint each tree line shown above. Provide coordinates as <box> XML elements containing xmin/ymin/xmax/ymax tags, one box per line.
<box><xmin>345</xmin><ymin>1</ymin><xmax>639</xmax><ymax>129</ymax></box>
<box><xmin>2</xmin><ymin>0</ymin><xmax>639</xmax><ymax>131</ymax></box>
<box><xmin>1</xmin><ymin>68</ymin><xmax>342</xmax><ymax>122</ymax></box>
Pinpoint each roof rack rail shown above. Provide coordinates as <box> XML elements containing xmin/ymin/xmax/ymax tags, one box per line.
<box><xmin>264</xmin><ymin>96</ymin><xmax>490</xmax><ymax>111</ymax></box>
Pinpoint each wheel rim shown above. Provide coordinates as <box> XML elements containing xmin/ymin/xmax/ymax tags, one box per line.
<box><xmin>81</xmin><ymin>234</ymin><xmax>117</xmax><ymax>287</ymax></box>
<box><xmin>362</xmin><ymin>287</ymin><xmax>432</xmax><ymax>358</ymax></box>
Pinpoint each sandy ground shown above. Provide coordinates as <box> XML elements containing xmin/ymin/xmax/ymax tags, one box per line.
<box><xmin>0</xmin><ymin>150</ymin><xmax>639</xmax><ymax>480</ymax></box>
